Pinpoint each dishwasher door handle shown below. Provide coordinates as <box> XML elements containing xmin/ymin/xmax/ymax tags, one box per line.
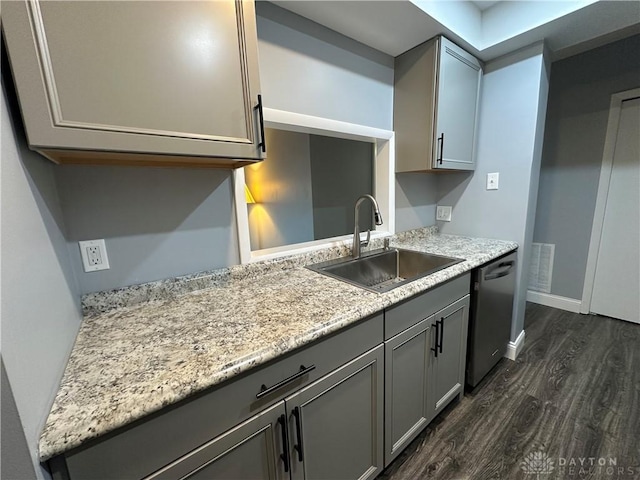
<box><xmin>484</xmin><ymin>270</ymin><xmax>511</xmax><ymax>280</ymax></box>
<box><xmin>484</xmin><ymin>261</ymin><xmax>515</xmax><ymax>281</ymax></box>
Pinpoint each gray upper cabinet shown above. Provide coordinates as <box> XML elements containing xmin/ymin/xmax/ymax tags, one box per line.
<box><xmin>2</xmin><ymin>0</ymin><xmax>266</xmax><ymax>168</ymax></box>
<box><xmin>394</xmin><ymin>36</ymin><xmax>482</xmax><ymax>172</ymax></box>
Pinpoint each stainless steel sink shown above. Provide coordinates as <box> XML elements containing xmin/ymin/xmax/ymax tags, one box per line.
<box><xmin>307</xmin><ymin>248</ymin><xmax>463</xmax><ymax>293</ymax></box>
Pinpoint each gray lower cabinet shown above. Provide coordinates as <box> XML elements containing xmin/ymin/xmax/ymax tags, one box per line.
<box><xmin>144</xmin><ymin>345</ymin><xmax>384</xmax><ymax>480</ymax></box>
<box><xmin>383</xmin><ymin>278</ymin><xmax>470</xmax><ymax>467</ymax></box>
<box><xmin>53</xmin><ymin>314</ymin><xmax>383</xmax><ymax>480</ymax></box>
<box><xmin>286</xmin><ymin>345</ymin><xmax>384</xmax><ymax>480</ymax></box>
<box><xmin>47</xmin><ymin>281</ymin><xmax>474</xmax><ymax>479</ymax></box>
<box><xmin>384</xmin><ymin>317</ymin><xmax>434</xmax><ymax>465</ymax></box>
<box><xmin>147</xmin><ymin>401</ymin><xmax>287</xmax><ymax>480</ymax></box>
<box><xmin>430</xmin><ymin>295</ymin><xmax>470</xmax><ymax>415</ymax></box>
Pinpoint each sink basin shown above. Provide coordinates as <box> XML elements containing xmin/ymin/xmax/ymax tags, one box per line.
<box><xmin>307</xmin><ymin>248</ymin><xmax>463</xmax><ymax>293</ymax></box>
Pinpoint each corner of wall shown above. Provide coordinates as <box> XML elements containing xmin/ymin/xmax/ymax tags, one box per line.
<box><xmin>2</xmin><ymin>66</ymin><xmax>83</xmax><ymax>479</ymax></box>
<box><xmin>505</xmin><ymin>330</ymin><xmax>525</xmax><ymax>360</ymax></box>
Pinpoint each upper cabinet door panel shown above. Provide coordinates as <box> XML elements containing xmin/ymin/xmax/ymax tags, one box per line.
<box><xmin>2</xmin><ymin>0</ymin><xmax>265</xmax><ymax>166</ymax></box>
<box><xmin>394</xmin><ymin>36</ymin><xmax>481</xmax><ymax>173</ymax></box>
<box><xmin>435</xmin><ymin>38</ymin><xmax>482</xmax><ymax>170</ymax></box>
<box><xmin>38</xmin><ymin>1</ymin><xmax>249</xmax><ymax>142</ymax></box>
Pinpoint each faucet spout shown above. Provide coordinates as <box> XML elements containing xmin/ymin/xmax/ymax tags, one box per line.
<box><xmin>353</xmin><ymin>194</ymin><xmax>383</xmax><ymax>259</ymax></box>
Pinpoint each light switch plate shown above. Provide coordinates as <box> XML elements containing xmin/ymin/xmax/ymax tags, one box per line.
<box><xmin>487</xmin><ymin>172</ymin><xmax>499</xmax><ymax>190</ymax></box>
<box><xmin>79</xmin><ymin>239</ymin><xmax>110</xmax><ymax>272</ymax></box>
<box><xmin>436</xmin><ymin>205</ymin><xmax>452</xmax><ymax>222</ymax></box>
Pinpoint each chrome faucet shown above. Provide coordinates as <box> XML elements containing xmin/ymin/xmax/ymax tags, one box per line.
<box><xmin>353</xmin><ymin>194</ymin><xmax>383</xmax><ymax>259</ymax></box>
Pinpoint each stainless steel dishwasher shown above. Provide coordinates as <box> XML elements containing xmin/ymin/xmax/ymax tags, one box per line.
<box><xmin>466</xmin><ymin>251</ymin><xmax>517</xmax><ymax>388</ymax></box>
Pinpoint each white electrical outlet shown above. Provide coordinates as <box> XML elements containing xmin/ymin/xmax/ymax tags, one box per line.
<box><xmin>487</xmin><ymin>172</ymin><xmax>499</xmax><ymax>190</ymax></box>
<box><xmin>79</xmin><ymin>239</ymin><xmax>110</xmax><ymax>272</ymax></box>
<box><xmin>436</xmin><ymin>205</ymin><xmax>452</xmax><ymax>222</ymax></box>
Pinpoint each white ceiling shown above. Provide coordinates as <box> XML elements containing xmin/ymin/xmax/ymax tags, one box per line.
<box><xmin>270</xmin><ymin>0</ymin><xmax>640</xmax><ymax>61</ymax></box>
<box><xmin>471</xmin><ymin>1</ymin><xmax>501</xmax><ymax>12</ymax></box>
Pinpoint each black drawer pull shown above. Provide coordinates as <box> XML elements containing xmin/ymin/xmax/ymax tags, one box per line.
<box><xmin>256</xmin><ymin>365</ymin><xmax>316</xmax><ymax>399</ymax></box>
<box><xmin>439</xmin><ymin>318</ymin><xmax>444</xmax><ymax>354</ymax></box>
<box><xmin>277</xmin><ymin>414</ymin><xmax>290</xmax><ymax>472</ymax></box>
<box><xmin>292</xmin><ymin>407</ymin><xmax>304</xmax><ymax>462</ymax></box>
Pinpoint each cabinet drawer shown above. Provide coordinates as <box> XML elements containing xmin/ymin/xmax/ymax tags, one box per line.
<box><xmin>384</xmin><ymin>274</ymin><xmax>469</xmax><ymax>340</ymax></box>
<box><xmin>61</xmin><ymin>313</ymin><xmax>383</xmax><ymax>480</ymax></box>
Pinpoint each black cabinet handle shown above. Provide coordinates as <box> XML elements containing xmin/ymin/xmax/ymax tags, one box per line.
<box><xmin>439</xmin><ymin>318</ymin><xmax>444</xmax><ymax>354</ymax></box>
<box><xmin>437</xmin><ymin>133</ymin><xmax>444</xmax><ymax>164</ymax></box>
<box><xmin>255</xmin><ymin>94</ymin><xmax>266</xmax><ymax>153</ymax></box>
<box><xmin>292</xmin><ymin>407</ymin><xmax>304</xmax><ymax>462</ymax></box>
<box><xmin>278</xmin><ymin>414</ymin><xmax>290</xmax><ymax>472</ymax></box>
<box><xmin>256</xmin><ymin>365</ymin><xmax>316</xmax><ymax>399</ymax></box>
<box><xmin>431</xmin><ymin>321</ymin><xmax>439</xmax><ymax>358</ymax></box>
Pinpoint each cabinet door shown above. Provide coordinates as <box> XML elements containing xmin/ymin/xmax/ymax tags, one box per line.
<box><xmin>384</xmin><ymin>317</ymin><xmax>434</xmax><ymax>466</ymax></box>
<box><xmin>286</xmin><ymin>345</ymin><xmax>384</xmax><ymax>480</ymax></box>
<box><xmin>146</xmin><ymin>402</ymin><xmax>287</xmax><ymax>480</ymax></box>
<box><xmin>2</xmin><ymin>0</ymin><xmax>265</xmax><ymax>166</ymax></box>
<box><xmin>433</xmin><ymin>37</ymin><xmax>482</xmax><ymax>171</ymax></box>
<box><xmin>431</xmin><ymin>295</ymin><xmax>470</xmax><ymax>415</ymax></box>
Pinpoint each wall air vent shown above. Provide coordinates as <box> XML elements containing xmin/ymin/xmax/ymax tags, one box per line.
<box><xmin>529</xmin><ymin>243</ymin><xmax>555</xmax><ymax>293</ymax></box>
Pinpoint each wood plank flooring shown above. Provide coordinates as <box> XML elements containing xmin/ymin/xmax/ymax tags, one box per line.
<box><xmin>379</xmin><ymin>302</ymin><xmax>640</xmax><ymax>480</ymax></box>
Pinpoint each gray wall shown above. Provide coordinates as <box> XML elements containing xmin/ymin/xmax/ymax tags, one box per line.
<box><xmin>256</xmin><ymin>2</ymin><xmax>439</xmax><ymax>233</ymax></box>
<box><xmin>254</xmin><ymin>2</ymin><xmax>438</xmax><ymax>242</ymax></box>
<box><xmin>246</xmin><ymin>128</ymin><xmax>314</xmax><ymax>250</ymax></box>
<box><xmin>310</xmin><ymin>135</ymin><xmax>374</xmax><ymax>239</ymax></box>
<box><xmin>2</xmin><ymin>72</ymin><xmax>83</xmax><ymax>479</ymax></box>
<box><xmin>56</xmin><ymin>165</ymin><xmax>239</xmax><ymax>294</ymax></box>
<box><xmin>2</xmin><ymin>360</ymin><xmax>37</xmax><ymax>480</ymax></box>
<box><xmin>395</xmin><ymin>173</ymin><xmax>438</xmax><ymax>232</ymax></box>
<box><xmin>53</xmin><ymin>2</ymin><xmax>401</xmax><ymax>294</ymax></box>
<box><xmin>438</xmin><ymin>44</ymin><xmax>550</xmax><ymax>341</ymax></box>
<box><xmin>532</xmin><ymin>34</ymin><xmax>640</xmax><ymax>300</ymax></box>
<box><xmin>256</xmin><ymin>2</ymin><xmax>394</xmax><ymax>130</ymax></box>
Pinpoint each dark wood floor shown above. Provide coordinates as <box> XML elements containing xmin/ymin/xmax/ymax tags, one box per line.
<box><xmin>379</xmin><ymin>303</ymin><xmax>640</xmax><ymax>480</ymax></box>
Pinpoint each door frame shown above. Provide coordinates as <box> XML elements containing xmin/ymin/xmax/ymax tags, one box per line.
<box><xmin>580</xmin><ymin>88</ymin><xmax>640</xmax><ymax>314</ymax></box>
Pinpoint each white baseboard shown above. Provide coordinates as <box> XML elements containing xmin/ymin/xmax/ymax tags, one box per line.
<box><xmin>526</xmin><ymin>290</ymin><xmax>582</xmax><ymax>313</ymax></box>
<box><xmin>505</xmin><ymin>330</ymin><xmax>525</xmax><ymax>361</ymax></box>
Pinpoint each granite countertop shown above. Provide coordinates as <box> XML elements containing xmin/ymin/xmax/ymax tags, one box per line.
<box><xmin>39</xmin><ymin>228</ymin><xmax>517</xmax><ymax>461</ymax></box>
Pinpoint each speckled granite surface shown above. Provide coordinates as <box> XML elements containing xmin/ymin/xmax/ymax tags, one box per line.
<box><xmin>80</xmin><ymin>226</ymin><xmax>440</xmax><ymax>316</ymax></box>
<box><xmin>40</xmin><ymin>228</ymin><xmax>516</xmax><ymax>461</ymax></box>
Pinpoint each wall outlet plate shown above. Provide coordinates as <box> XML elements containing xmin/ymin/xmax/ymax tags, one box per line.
<box><xmin>79</xmin><ymin>239</ymin><xmax>110</xmax><ymax>272</ymax></box>
<box><xmin>487</xmin><ymin>172</ymin><xmax>499</xmax><ymax>190</ymax></box>
<box><xmin>436</xmin><ymin>205</ymin><xmax>452</xmax><ymax>222</ymax></box>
